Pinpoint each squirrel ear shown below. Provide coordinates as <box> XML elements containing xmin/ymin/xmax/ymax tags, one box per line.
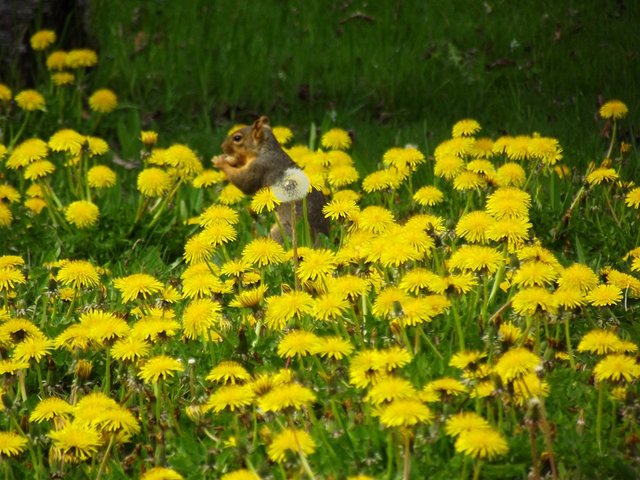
<box><xmin>252</xmin><ymin>116</ymin><xmax>270</xmax><ymax>142</ymax></box>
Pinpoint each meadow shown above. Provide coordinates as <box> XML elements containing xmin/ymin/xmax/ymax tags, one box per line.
<box><xmin>0</xmin><ymin>2</ymin><xmax>639</xmax><ymax>479</ymax></box>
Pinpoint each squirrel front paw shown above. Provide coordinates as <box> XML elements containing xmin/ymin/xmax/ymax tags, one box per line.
<box><xmin>212</xmin><ymin>154</ymin><xmax>233</xmax><ymax>169</ymax></box>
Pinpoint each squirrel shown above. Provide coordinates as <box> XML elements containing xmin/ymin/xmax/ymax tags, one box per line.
<box><xmin>213</xmin><ymin>116</ymin><xmax>329</xmax><ymax>243</ymax></box>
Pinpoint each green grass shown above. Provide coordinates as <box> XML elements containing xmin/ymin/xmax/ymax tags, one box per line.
<box><xmin>43</xmin><ymin>1</ymin><xmax>628</xmax><ymax>163</ymax></box>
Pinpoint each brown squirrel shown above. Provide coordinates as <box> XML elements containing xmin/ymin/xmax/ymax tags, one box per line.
<box><xmin>213</xmin><ymin>116</ymin><xmax>329</xmax><ymax>242</ymax></box>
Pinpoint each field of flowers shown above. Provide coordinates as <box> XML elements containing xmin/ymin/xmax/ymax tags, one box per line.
<box><xmin>0</xmin><ymin>30</ymin><xmax>639</xmax><ymax>480</ymax></box>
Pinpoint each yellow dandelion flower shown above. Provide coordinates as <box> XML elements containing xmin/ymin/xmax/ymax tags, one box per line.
<box><xmin>449</xmin><ymin>245</ymin><xmax>502</xmax><ymax>275</ymax></box>
<box><xmin>351</xmin><ymin>205</ymin><xmax>395</xmax><ymax>234</ymax></box>
<box><xmin>470</xmin><ymin>137</ymin><xmax>494</xmax><ymax>158</ymax></box>
<box><xmin>88</xmin><ymin>88</ymin><xmax>118</xmax><ymax>113</ymax></box>
<box><xmin>141</xmin><ymin>467</ymin><xmax>184</xmax><ymax>480</ymax></box>
<box><xmin>413</xmin><ymin>185</ymin><xmax>444</xmax><ymax>206</ymax></box>
<box><xmin>205</xmin><ymin>384</ymin><xmax>255</xmax><ymax>412</ymax></box>
<box><xmin>485</xmin><ymin>187</ymin><xmax>531</xmax><ymax>219</ymax></box>
<box><xmin>594</xmin><ymin>354</ymin><xmax>640</xmax><ymax>382</ymax></box>
<box><xmin>6</xmin><ymin>138</ymin><xmax>48</xmax><ymax>169</ymax></box>
<box><xmin>258</xmin><ymin>382</ymin><xmax>316</xmax><ymax>413</ymax></box>
<box><xmin>312</xmin><ymin>336</ymin><xmax>354</xmax><ymax>360</ymax></box>
<box><xmin>0</xmin><ymin>84</ymin><xmax>12</xmax><ymax>102</ymax></box>
<box><xmin>379</xmin><ymin>398</ymin><xmax>434</xmax><ymax>427</ymax></box>
<box><xmin>455</xmin><ymin>427</ymin><xmax>508</xmax><ymax>459</ymax></box>
<box><xmin>503</xmin><ymin>135</ymin><xmax>532</xmax><ymax>161</ymax></box>
<box><xmin>528</xmin><ymin>136</ymin><xmax>563</xmax><ymax>166</ymax></box>
<box><xmin>0</xmin><ymin>256</ymin><xmax>23</xmax><ymax>268</ymax></box>
<box><xmin>137</xmin><ymin>168</ymin><xmax>172</xmax><ymax>197</ymax></box>
<box><xmin>242</xmin><ymin>237</ymin><xmax>286</xmax><ymax>267</ymax></box>
<box><xmin>0</xmin><ymin>185</ymin><xmax>20</xmax><ymax>203</ymax></box>
<box><xmin>376</xmin><ymin>346</ymin><xmax>413</xmax><ymax>371</ymax></box>
<box><xmin>445</xmin><ymin>412</ymin><xmax>491</xmax><ymax>437</ymax></box>
<box><xmin>494</xmin><ymin>347</ymin><xmax>541</xmax><ymax>383</ymax></box>
<box><xmin>217</xmin><ymin>183</ymin><xmax>246</xmax><ymax>205</ymax></box>
<box><xmin>48</xmin><ymin>128</ymin><xmax>84</xmax><ymax>154</ymax></box>
<box><xmin>55</xmin><ymin>260</ymin><xmax>100</xmax><ymax>289</ymax></box>
<box><xmin>24</xmin><ymin>160</ymin><xmax>56</xmax><ymax>180</ymax></box>
<box><xmin>512</xmin><ymin>286</ymin><xmax>555</xmax><ymax>315</ymax></box>
<box><xmin>206</xmin><ymin>361</ymin><xmax>251</xmax><ymax>384</ymax></box>
<box><xmin>599</xmin><ymin>100</ymin><xmax>628</xmax><ymax>120</ymax></box>
<box><xmin>452</xmin><ymin>119</ymin><xmax>481</xmax><ymax>137</ymax></box>
<box><xmin>0</xmin><ymin>204</ymin><xmax>12</xmax><ymax>228</ymax></box>
<box><xmin>577</xmin><ymin>329</ymin><xmax>625</xmax><ymax>355</ymax></box>
<box><xmin>434</xmin><ymin>155</ymin><xmax>465</xmax><ymax>179</ymax></box>
<box><xmin>113</xmin><ymin>273</ymin><xmax>163</xmax><ymax>303</ymax></box>
<box><xmin>422</xmin><ymin>377</ymin><xmax>467</xmax><ymax>402</ymax></box>
<box><xmin>49</xmin><ymin>422</ymin><xmax>102</xmax><ymax>461</ymax></box>
<box><xmin>496</xmin><ymin>162</ymin><xmax>526</xmax><ymax>187</ymax></box>
<box><xmin>366</xmin><ymin>376</ymin><xmax>418</xmax><ymax>405</ymax></box>
<box><xmin>64</xmin><ymin>200</ymin><xmax>99</xmax><ymax>228</ymax></box>
<box><xmin>383</xmin><ymin>147</ymin><xmax>425</xmax><ymax>169</ymax></box>
<box><xmin>264</xmin><ymin>290</ymin><xmax>314</xmax><ymax>330</ymax></box>
<box><xmin>557</xmin><ymin>264</ymin><xmax>598</xmax><ymax>293</ymax></box>
<box><xmin>193</xmin><ymin>169</ymin><xmax>225</xmax><ymax>188</ymax></box>
<box><xmin>138</xmin><ymin>355</ymin><xmax>183</xmax><ymax>383</ymax></box>
<box><xmin>30</xmin><ymin>30</ymin><xmax>57</xmax><ymax>50</ymax></box>
<box><xmin>51</xmin><ymin>72</ymin><xmax>75</xmax><ymax>86</ymax></box>
<box><xmin>435</xmin><ymin>137</ymin><xmax>474</xmax><ymax>159</ymax></box>
<box><xmin>181</xmin><ymin>298</ymin><xmax>222</xmax><ymax>340</ymax></box>
<box><xmin>455</xmin><ymin>211</ymin><xmax>495</xmax><ymax>243</ymax></box>
<box><xmin>453</xmin><ymin>171</ymin><xmax>485</xmax><ymax>191</ymax></box>
<box><xmin>0</xmin><ymin>432</ymin><xmax>28</xmax><ymax>457</ymax></box>
<box><xmin>46</xmin><ymin>50</ymin><xmax>67</xmax><ymax>70</ymax></box>
<box><xmin>327</xmin><ymin>164</ymin><xmax>359</xmax><ymax>188</ymax></box>
<box><xmin>586</xmin><ymin>283</ymin><xmax>622</xmax><ymax>306</ymax></box>
<box><xmin>221</xmin><ymin>469</ymin><xmax>260</xmax><ymax>480</ymax></box>
<box><xmin>467</xmin><ymin>159</ymin><xmax>495</xmax><ymax>176</ymax></box>
<box><xmin>268</xmin><ymin>428</ymin><xmax>316</xmax><ymax>463</ymax></box>
<box><xmin>0</xmin><ymin>267</ymin><xmax>26</xmax><ymax>292</ymax></box>
<box><xmin>13</xmin><ymin>334</ymin><xmax>54</xmax><ymax>362</ymax></box>
<box><xmin>87</xmin><ymin>165</ymin><xmax>117</xmax><ymax>188</ymax></box>
<box><xmin>110</xmin><ymin>336</ymin><xmax>151</xmax><ymax>363</ymax></box>
<box><xmin>250</xmin><ymin>187</ymin><xmax>280</xmax><ymax>213</ymax></box>
<box><xmin>277</xmin><ymin>330</ymin><xmax>321</xmax><ymax>358</ymax></box>
<box><xmin>85</xmin><ymin>136</ymin><xmax>109</xmax><ymax>156</ymax></box>
<box><xmin>512</xmin><ymin>372</ymin><xmax>549</xmax><ymax>405</ymax></box>
<box><xmin>183</xmin><ymin>233</ymin><xmax>214</xmax><ymax>265</ymax></box>
<box><xmin>15</xmin><ymin>89</ymin><xmax>45</xmax><ymax>111</ymax></box>
<box><xmin>322</xmin><ymin>197</ymin><xmax>359</xmax><ymax>221</ymax></box>
<box><xmin>166</xmin><ymin>144</ymin><xmax>203</xmax><ymax>179</ymax></box>
<box><xmin>586</xmin><ymin>167</ymin><xmax>618</xmax><ymax>186</ymax></box>
<box><xmin>321</xmin><ymin>128</ymin><xmax>351</xmax><ymax>150</ymax></box>
<box><xmin>272</xmin><ymin>126</ymin><xmax>293</xmax><ymax>145</ymax></box>
<box><xmin>625</xmin><ymin>187</ymin><xmax>640</xmax><ymax>209</ymax></box>
<box><xmin>65</xmin><ymin>49</ymin><xmax>98</xmax><ymax>68</ymax></box>
<box><xmin>30</xmin><ymin>397</ymin><xmax>74</xmax><ymax>423</ymax></box>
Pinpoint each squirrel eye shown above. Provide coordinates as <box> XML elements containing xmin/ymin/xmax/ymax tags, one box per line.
<box><xmin>232</xmin><ymin>134</ymin><xmax>242</xmax><ymax>142</ymax></box>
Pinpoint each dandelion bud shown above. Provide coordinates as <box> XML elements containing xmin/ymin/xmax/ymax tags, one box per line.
<box><xmin>140</xmin><ymin>131</ymin><xmax>158</xmax><ymax>147</ymax></box>
<box><xmin>185</xmin><ymin>404</ymin><xmax>204</xmax><ymax>422</ymax></box>
<box><xmin>75</xmin><ymin>359</ymin><xmax>93</xmax><ymax>380</ymax></box>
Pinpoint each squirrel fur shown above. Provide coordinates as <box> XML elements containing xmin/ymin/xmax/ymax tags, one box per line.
<box><xmin>213</xmin><ymin>116</ymin><xmax>329</xmax><ymax>242</ymax></box>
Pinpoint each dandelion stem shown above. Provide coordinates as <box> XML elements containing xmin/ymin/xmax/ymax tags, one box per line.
<box><xmin>103</xmin><ymin>348</ymin><xmax>111</xmax><ymax>394</ymax></box>
<box><xmin>563</xmin><ymin>317</ymin><xmax>576</xmax><ymax>370</ymax></box>
<box><xmin>291</xmin><ymin>202</ymin><xmax>301</xmax><ymax>291</ymax></box>
<box><xmin>604</xmin><ymin>120</ymin><xmax>617</xmax><ymax>161</ymax></box>
<box><xmin>402</xmin><ymin>433</ymin><xmax>412</xmax><ymax>480</ymax></box>
<box><xmin>95</xmin><ymin>433</ymin><xmax>115</xmax><ymax>480</ymax></box>
<box><xmin>472</xmin><ymin>459</ymin><xmax>483</xmax><ymax>480</ymax></box>
<box><xmin>596</xmin><ymin>380</ymin><xmax>606</xmax><ymax>454</ymax></box>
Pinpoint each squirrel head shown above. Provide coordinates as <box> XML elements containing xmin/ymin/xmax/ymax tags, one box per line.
<box><xmin>222</xmin><ymin>116</ymin><xmax>270</xmax><ymax>152</ymax></box>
